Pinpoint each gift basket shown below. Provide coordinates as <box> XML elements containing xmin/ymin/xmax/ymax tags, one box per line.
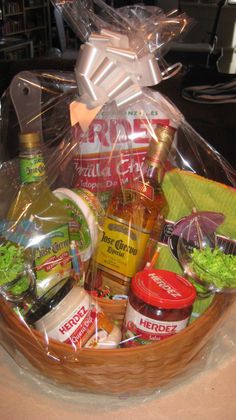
<box><xmin>0</xmin><ymin>0</ymin><xmax>236</xmax><ymax>397</ymax></box>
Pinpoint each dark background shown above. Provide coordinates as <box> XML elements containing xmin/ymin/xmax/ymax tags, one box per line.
<box><xmin>0</xmin><ymin>1</ymin><xmax>235</xmax><ymax>168</ymax></box>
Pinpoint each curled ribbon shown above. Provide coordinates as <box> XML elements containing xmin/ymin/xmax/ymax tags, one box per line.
<box><xmin>74</xmin><ymin>29</ymin><xmax>163</xmax><ymax>109</ymax></box>
<box><xmin>72</xmin><ymin>29</ymin><xmax>181</xmax><ymax>131</ymax></box>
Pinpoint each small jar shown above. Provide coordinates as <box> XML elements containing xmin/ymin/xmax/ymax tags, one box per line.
<box><xmin>28</xmin><ymin>282</ymin><xmax>121</xmax><ymax>349</ymax></box>
<box><xmin>122</xmin><ymin>269</ymin><xmax>196</xmax><ymax>347</ymax></box>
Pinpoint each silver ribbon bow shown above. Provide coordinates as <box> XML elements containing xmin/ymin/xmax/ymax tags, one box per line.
<box><xmin>74</xmin><ymin>29</ymin><xmax>164</xmax><ymax>110</ymax></box>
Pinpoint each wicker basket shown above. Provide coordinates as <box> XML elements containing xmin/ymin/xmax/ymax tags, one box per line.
<box><xmin>0</xmin><ymin>293</ymin><xmax>234</xmax><ymax>396</ymax></box>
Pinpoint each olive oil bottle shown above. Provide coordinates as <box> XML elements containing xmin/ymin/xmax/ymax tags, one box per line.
<box><xmin>7</xmin><ymin>132</ymin><xmax>72</xmax><ymax>300</ymax></box>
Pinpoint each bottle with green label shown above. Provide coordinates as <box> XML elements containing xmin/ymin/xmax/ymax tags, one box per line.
<box><xmin>7</xmin><ymin>132</ymin><xmax>72</xmax><ymax>302</ymax></box>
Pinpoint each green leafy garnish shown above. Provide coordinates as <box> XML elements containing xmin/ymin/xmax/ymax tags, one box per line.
<box><xmin>0</xmin><ymin>241</ymin><xmax>29</xmax><ymax>294</ymax></box>
<box><xmin>8</xmin><ymin>276</ymin><xmax>30</xmax><ymax>295</ymax></box>
<box><xmin>190</xmin><ymin>246</ymin><xmax>236</xmax><ymax>289</ymax></box>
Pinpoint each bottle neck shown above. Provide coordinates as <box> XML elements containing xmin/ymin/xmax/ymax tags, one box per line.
<box><xmin>143</xmin><ymin>161</ymin><xmax>165</xmax><ymax>186</ymax></box>
<box><xmin>143</xmin><ymin>125</ymin><xmax>176</xmax><ymax>185</ymax></box>
<box><xmin>19</xmin><ymin>147</ymin><xmax>47</xmax><ymax>185</ymax></box>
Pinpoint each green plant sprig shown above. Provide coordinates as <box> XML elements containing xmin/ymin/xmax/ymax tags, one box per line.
<box><xmin>0</xmin><ymin>241</ymin><xmax>29</xmax><ymax>294</ymax></box>
<box><xmin>190</xmin><ymin>246</ymin><xmax>236</xmax><ymax>289</ymax></box>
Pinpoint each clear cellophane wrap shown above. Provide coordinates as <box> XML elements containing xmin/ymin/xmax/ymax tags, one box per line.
<box><xmin>0</xmin><ymin>0</ymin><xmax>236</xmax><ymax>400</ymax></box>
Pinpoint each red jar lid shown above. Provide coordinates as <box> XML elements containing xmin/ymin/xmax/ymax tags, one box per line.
<box><xmin>131</xmin><ymin>269</ymin><xmax>196</xmax><ymax>309</ymax></box>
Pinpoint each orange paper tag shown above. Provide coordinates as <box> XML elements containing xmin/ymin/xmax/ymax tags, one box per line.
<box><xmin>69</xmin><ymin>101</ymin><xmax>102</xmax><ymax>132</ymax></box>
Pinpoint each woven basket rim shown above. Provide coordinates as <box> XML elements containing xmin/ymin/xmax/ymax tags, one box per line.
<box><xmin>1</xmin><ymin>292</ymin><xmax>228</xmax><ymax>356</ymax></box>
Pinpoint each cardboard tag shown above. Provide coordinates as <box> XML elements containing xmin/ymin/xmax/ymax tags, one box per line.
<box><xmin>69</xmin><ymin>101</ymin><xmax>102</xmax><ymax>132</ymax></box>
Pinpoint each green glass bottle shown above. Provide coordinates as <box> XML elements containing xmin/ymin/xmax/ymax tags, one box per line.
<box><xmin>7</xmin><ymin>132</ymin><xmax>72</xmax><ymax>300</ymax></box>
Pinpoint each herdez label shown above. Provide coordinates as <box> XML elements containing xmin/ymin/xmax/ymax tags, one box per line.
<box><xmin>72</xmin><ymin>113</ymin><xmax>170</xmax><ymax>195</ymax></box>
<box><xmin>123</xmin><ymin>304</ymin><xmax>189</xmax><ymax>345</ymax></box>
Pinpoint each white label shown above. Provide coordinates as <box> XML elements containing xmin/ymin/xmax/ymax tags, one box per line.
<box><xmin>45</xmin><ymin>294</ymin><xmax>100</xmax><ymax>346</ymax></box>
<box><xmin>123</xmin><ymin>302</ymin><xmax>189</xmax><ymax>345</ymax></box>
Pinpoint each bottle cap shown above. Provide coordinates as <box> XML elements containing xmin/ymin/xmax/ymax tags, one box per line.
<box><xmin>131</xmin><ymin>269</ymin><xmax>196</xmax><ymax>309</ymax></box>
<box><xmin>19</xmin><ymin>132</ymin><xmax>41</xmax><ymax>149</ymax></box>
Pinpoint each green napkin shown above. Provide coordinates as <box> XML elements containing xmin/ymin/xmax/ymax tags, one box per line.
<box><xmin>155</xmin><ymin>169</ymin><xmax>236</xmax><ymax>317</ymax></box>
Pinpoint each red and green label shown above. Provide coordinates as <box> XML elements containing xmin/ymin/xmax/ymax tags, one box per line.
<box><xmin>33</xmin><ymin>224</ymin><xmax>71</xmax><ymax>297</ymax></box>
<box><xmin>60</xmin><ymin>197</ymin><xmax>91</xmax><ymax>253</ymax></box>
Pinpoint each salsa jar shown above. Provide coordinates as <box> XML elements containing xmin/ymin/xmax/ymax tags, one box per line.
<box><xmin>27</xmin><ymin>281</ymin><xmax>121</xmax><ymax>349</ymax></box>
<box><xmin>122</xmin><ymin>269</ymin><xmax>196</xmax><ymax>347</ymax></box>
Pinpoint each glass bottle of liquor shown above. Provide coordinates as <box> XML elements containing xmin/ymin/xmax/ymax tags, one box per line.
<box><xmin>91</xmin><ymin>125</ymin><xmax>176</xmax><ymax>297</ymax></box>
<box><xmin>7</xmin><ymin>132</ymin><xmax>72</xmax><ymax>302</ymax></box>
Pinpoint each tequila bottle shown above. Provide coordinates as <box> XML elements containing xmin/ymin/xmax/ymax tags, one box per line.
<box><xmin>91</xmin><ymin>125</ymin><xmax>176</xmax><ymax>297</ymax></box>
